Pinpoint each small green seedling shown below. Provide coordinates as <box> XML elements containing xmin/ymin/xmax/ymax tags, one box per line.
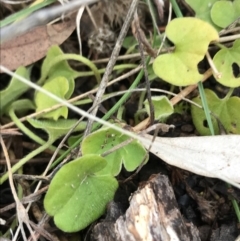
<box><xmin>191</xmin><ymin>89</ymin><xmax>240</xmax><ymax>135</ymax></box>
<box><xmin>144</xmin><ymin>96</ymin><xmax>173</xmax><ymax>121</ymax></box>
<box><xmin>81</xmin><ymin>126</ymin><xmax>148</xmax><ymax>176</ymax></box>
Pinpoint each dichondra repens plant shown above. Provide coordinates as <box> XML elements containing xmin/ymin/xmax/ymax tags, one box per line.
<box><xmin>1</xmin><ymin>0</ymin><xmax>240</xmax><ymax>235</ymax></box>
<box><xmin>43</xmin><ymin>15</ymin><xmax>240</xmax><ymax>232</ymax></box>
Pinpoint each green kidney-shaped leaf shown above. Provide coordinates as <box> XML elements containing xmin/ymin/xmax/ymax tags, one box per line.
<box><xmin>191</xmin><ymin>89</ymin><xmax>240</xmax><ymax>135</ymax></box>
<box><xmin>40</xmin><ymin>45</ymin><xmax>77</xmax><ymax>98</ymax></box>
<box><xmin>0</xmin><ymin>66</ymin><xmax>30</xmax><ymax>114</ymax></box>
<box><xmin>213</xmin><ymin>39</ymin><xmax>240</xmax><ymax>87</ymax></box>
<box><xmin>81</xmin><ymin>126</ymin><xmax>148</xmax><ymax>176</ymax></box>
<box><xmin>27</xmin><ymin>118</ymin><xmax>86</xmax><ymax>143</ymax></box>
<box><xmin>153</xmin><ymin>17</ymin><xmax>218</xmax><ymax>86</ymax></box>
<box><xmin>35</xmin><ymin>76</ymin><xmax>69</xmax><ymax>120</ymax></box>
<box><xmin>144</xmin><ymin>96</ymin><xmax>173</xmax><ymax>121</ymax></box>
<box><xmin>211</xmin><ymin>0</ymin><xmax>240</xmax><ymax>28</ymax></box>
<box><xmin>44</xmin><ymin>154</ymin><xmax>118</xmax><ymax>232</ymax></box>
<box><xmin>184</xmin><ymin>0</ymin><xmax>220</xmax><ymax>30</ymax></box>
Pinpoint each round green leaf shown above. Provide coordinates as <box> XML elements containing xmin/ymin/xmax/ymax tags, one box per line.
<box><xmin>213</xmin><ymin>39</ymin><xmax>240</xmax><ymax>87</ymax></box>
<box><xmin>81</xmin><ymin>127</ymin><xmax>148</xmax><ymax>176</ymax></box>
<box><xmin>153</xmin><ymin>17</ymin><xmax>218</xmax><ymax>86</ymax></box>
<box><xmin>211</xmin><ymin>0</ymin><xmax>240</xmax><ymax>28</ymax></box>
<box><xmin>44</xmin><ymin>154</ymin><xmax>118</xmax><ymax>232</ymax></box>
<box><xmin>35</xmin><ymin>76</ymin><xmax>69</xmax><ymax>120</ymax></box>
<box><xmin>40</xmin><ymin>45</ymin><xmax>77</xmax><ymax>98</ymax></box>
<box><xmin>144</xmin><ymin>96</ymin><xmax>173</xmax><ymax>121</ymax></box>
<box><xmin>191</xmin><ymin>89</ymin><xmax>240</xmax><ymax>135</ymax></box>
<box><xmin>185</xmin><ymin>0</ymin><xmax>220</xmax><ymax>30</ymax></box>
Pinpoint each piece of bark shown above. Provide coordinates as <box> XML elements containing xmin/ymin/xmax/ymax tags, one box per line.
<box><xmin>92</xmin><ymin>174</ymin><xmax>201</xmax><ymax>241</ymax></box>
<box><xmin>92</xmin><ymin>202</ymin><xmax>124</xmax><ymax>241</ymax></box>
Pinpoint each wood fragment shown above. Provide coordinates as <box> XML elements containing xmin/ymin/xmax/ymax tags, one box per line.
<box><xmin>92</xmin><ymin>174</ymin><xmax>201</xmax><ymax>241</ymax></box>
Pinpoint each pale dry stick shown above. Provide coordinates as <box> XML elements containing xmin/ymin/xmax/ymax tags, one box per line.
<box><xmin>90</xmin><ymin>53</ymin><xmax>146</xmax><ymax>64</ymax></box>
<box><xmin>206</xmin><ymin>51</ymin><xmax>221</xmax><ymax>78</ymax></box>
<box><xmin>76</xmin><ymin>5</ymin><xmax>86</xmax><ymax>56</ymax></box>
<box><xmin>102</xmin><ymin>88</ymin><xmax>203</xmax><ymax>109</ymax></box>
<box><xmin>86</xmin><ymin>4</ymin><xmax>98</xmax><ymax>30</ymax></box>
<box><xmin>133</xmin><ymin>11</ymin><xmax>155</xmax><ymax>124</ymax></box>
<box><xmin>219</xmin><ymin>17</ymin><xmax>240</xmax><ymax>36</ymax></box>
<box><xmin>219</xmin><ymin>26</ymin><xmax>240</xmax><ymax>36</ymax></box>
<box><xmin>170</xmin><ymin>68</ymin><xmax>213</xmax><ymax>105</ymax></box>
<box><xmin>1</xmin><ymin>65</ymin><xmax>143</xmax><ymax>130</ymax></box>
<box><xmin>0</xmin><ymin>0</ymin><xmax>99</xmax><ymax>43</ymax></box>
<box><xmin>147</xmin><ymin>0</ymin><xmax>162</xmax><ymax>38</ymax></box>
<box><xmin>218</xmin><ymin>34</ymin><xmax>240</xmax><ymax>43</ymax></box>
<box><xmin>81</xmin><ymin>47</ymin><xmax>174</xmax><ymax>65</ymax></box>
<box><xmin>0</xmin><ymin>136</ymin><xmax>37</xmax><ymax>241</ymax></box>
<box><xmin>153</xmin><ymin>0</ymin><xmax>165</xmax><ymax>22</ymax></box>
<box><xmin>133</xmin><ymin>68</ymin><xmax>213</xmax><ymax>132</ymax></box>
<box><xmin>84</xmin><ymin>0</ymin><xmax>139</xmax><ymax>136</ymax></box>
<box><xmin>1</xmin><ymin>0</ymin><xmax>33</xmax><ymax>4</ymax></box>
<box><xmin>157</xmin><ymin>0</ymin><xmax>172</xmax><ymax>55</ymax></box>
<box><xmin>0</xmin><ymin>186</ymin><xmax>48</xmax><ymax>213</ymax></box>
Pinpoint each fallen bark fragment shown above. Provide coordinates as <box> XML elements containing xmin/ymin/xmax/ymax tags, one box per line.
<box><xmin>92</xmin><ymin>174</ymin><xmax>201</xmax><ymax>241</ymax></box>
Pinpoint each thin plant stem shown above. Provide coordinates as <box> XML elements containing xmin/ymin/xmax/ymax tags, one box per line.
<box><xmin>170</xmin><ymin>0</ymin><xmax>183</xmax><ymax>17</ymax></box>
<box><xmin>198</xmin><ymin>82</ymin><xmax>215</xmax><ymax>136</ymax></box>
<box><xmin>37</xmin><ymin>54</ymin><xmax>101</xmax><ymax>85</ymax></box>
<box><xmin>224</xmin><ymin>88</ymin><xmax>234</xmax><ymax>100</ymax></box>
<box><xmin>0</xmin><ymin>141</ymin><xmax>52</xmax><ymax>184</ymax></box>
<box><xmin>8</xmin><ymin>108</ymin><xmax>61</xmax><ymax>153</ymax></box>
<box><xmin>0</xmin><ymin>0</ymin><xmax>56</xmax><ymax>27</ymax></box>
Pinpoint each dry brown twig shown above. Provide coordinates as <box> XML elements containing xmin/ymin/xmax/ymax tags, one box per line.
<box><xmin>84</xmin><ymin>0</ymin><xmax>140</xmax><ymax>136</ymax></box>
<box><xmin>0</xmin><ymin>136</ymin><xmax>37</xmax><ymax>241</ymax></box>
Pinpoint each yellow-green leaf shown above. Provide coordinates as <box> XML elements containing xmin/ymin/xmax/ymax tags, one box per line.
<box><xmin>153</xmin><ymin>17</ymin><xmax>218</xmax><ymax>86</ymax></box>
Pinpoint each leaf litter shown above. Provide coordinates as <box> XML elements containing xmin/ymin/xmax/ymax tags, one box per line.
<box><xmin>0</xmin><ymin>16</ymin><xmax>76</xmax><ymax>72</ymax></box>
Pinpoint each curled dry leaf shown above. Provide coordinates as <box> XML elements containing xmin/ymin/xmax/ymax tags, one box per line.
<box><xmin>140</xmin><ymin>133</ymin><xmax>240</xmax><ymax>188</ymax></box>
<box><xmin>0</xmin><ymin>16</ymin><xmax>76</xmax><ymax>72</ymax></box>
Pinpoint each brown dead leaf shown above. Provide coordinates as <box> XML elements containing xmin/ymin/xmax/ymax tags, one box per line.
<box><xmin>0</xmin><ymin>17</ymin><xmax>76</xmax><ymax>72</ymax></box>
